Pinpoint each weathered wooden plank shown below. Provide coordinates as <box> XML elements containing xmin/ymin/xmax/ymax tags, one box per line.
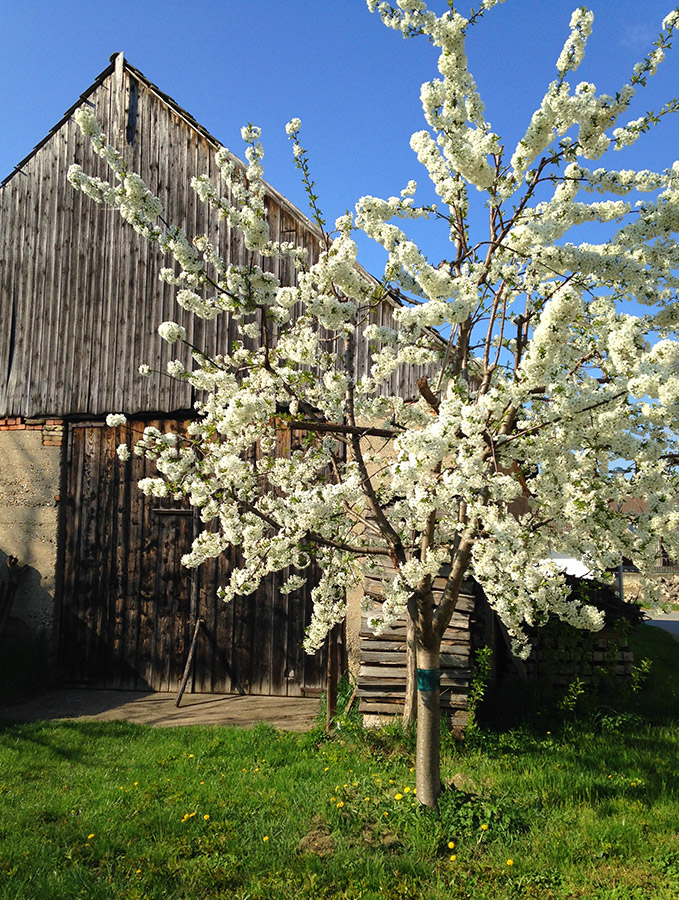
<box><xmin>359</xmin><ymin>667</ymin><xmax>470</xmax><ymax>684</ymax></box>
<box><xmin>360</xmin><ymin>621</ymin><xmax>471</xmax><ymax>640</ymax></box>
<box><xmin>361</xmin><ymin>649</ymin><xmax>470</xmax><ymax>667</ymax></box>
<box><xmin>359</xmin><ymin>695</ymin><xmax>469</xmax><ymax>711</ymax></box>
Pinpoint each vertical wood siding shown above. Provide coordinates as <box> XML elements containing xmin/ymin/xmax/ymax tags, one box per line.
<box><xmin>1</xmin><ymin>58</ymin><xmax>432</xmax><ymax>419</ymax></box>
<box><xmin>59</xmin><ymin>420</ymin><xmax>327</xmax><ymax>693</ymax></box>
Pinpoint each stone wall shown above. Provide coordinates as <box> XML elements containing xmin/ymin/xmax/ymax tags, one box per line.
<box><xmin>0</xmin><ymin>418</ymin><xmax>64</xmax><ymax>648</ymax></box>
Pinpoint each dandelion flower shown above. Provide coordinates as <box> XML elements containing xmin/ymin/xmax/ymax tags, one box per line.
<box><xmin>450</xmin><ymin>854</ymin><xmax>457</xmax><ymax>862</ymax></box>
<box><xmin>404</xmin><ymin>787</ymin><xmax>411</xmax><ymax>793</ymax></box>
<box><xmin>263</xmin><ymin>835</ymin><xmax>269</xmax><ymax>842</ymax></box>
<box><xmin>507</xmin><ymin>859</ymin><xmax>514</xmax><ymax>866</ymax></box>
<box><xmin>337</xmin><ymin>801</ymin><xmax>344</xmax><ymax>808</ymax></box>
<box><xmin>204</xmin><ymin>814</ymin><xmax>210</xmax><ymax>821</ymax></box>
<box><xmin>87</xmin><ymin>834</ymin><xmax>94</xmax><ymax>840</ymax></box>
<box><xmin>324</xmin><ymin>767</ymin><xmax>329</xmax><ymax>771</ymax></box>
<box><xmin>448</xmin><ymin>841</ymin><xmax>455</xmax><ymax>850</ymax></box>
<box><xmin>395</xmin><ymin>793</ymin><xmax>403</xmax><ymax>800</ymax></box>
<box><xmin>188</xmin><ymin>754</ymin><xmax>194</xmax><ymax>759</ymax></box>
<box><xmin>481</xmin><ymin>823</ymin><xmax>489</xmax><ymax>831</ymax></box>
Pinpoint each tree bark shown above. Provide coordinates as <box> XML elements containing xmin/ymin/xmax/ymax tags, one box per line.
<box><xmin>415</xmin><ymin>643</ymin><xmax>441</xmax><ymax>809</ymax></box>
<box><xmin>402</xmin><ymin>613</ymin><xmax>417</xmax><ymax>726</ymax></box>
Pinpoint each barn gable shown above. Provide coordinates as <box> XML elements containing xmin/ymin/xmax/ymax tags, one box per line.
<box><xmin>0</xmin><ymin>53</ymin><xmax>326</xmax><ymax>420</ymax></box>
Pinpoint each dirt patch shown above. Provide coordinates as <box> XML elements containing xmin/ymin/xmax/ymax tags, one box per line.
<box><xmin>298</xmin><ymin>826</ymin><xmax>336</xmax><ymax>857</ymax></box>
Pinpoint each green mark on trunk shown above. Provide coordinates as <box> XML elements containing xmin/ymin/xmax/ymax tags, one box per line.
<box><xmin>416</xmin><ymin>668</ymin><xmax>440</xmax><ymax>692</ymax></box>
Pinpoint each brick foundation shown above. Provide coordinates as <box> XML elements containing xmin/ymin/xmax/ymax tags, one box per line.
<box><xmin>0</xmin><ymin>417</ymin><xmax>65</xmax><ymax>447</ymax></box>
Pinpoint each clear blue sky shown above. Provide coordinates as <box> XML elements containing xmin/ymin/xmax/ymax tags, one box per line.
<box><xmin>3</xmin><ymin>0</ymin><xmax>679</xmax><ymax>274</ymax></box>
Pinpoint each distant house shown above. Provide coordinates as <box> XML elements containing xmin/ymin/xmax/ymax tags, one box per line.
<box><xmin>0</xmin><ymin>54</ymin><xmax>430</xmax><ymax>698</ymax></box>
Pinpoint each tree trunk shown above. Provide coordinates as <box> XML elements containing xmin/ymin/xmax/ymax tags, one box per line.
<box><xmin>403</xmin><ymin>613</ymin><xmax>417</xmax><ymax>726</ymax></box>
<box><xmin>415</xmin><ymin>643</ymin><xmax>441</xmax><ymax>809</ymax></box>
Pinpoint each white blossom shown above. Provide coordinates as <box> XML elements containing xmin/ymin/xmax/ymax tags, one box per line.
<box><xmin>71</xmin><ymin>2</ymin><xmax>679</xmax><ymax>668</ymax></box>
<box><xmin>158</xmin><ymin>321</ymin><xmax>187</xmax><ymax>344</ymax></box>
<box><xmin>106</xmin><ymin>413</ymin><xmax>127</xmax><ymax>427</ymax></box>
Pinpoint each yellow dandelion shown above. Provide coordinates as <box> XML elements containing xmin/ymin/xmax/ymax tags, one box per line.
<box><xmin>255</xmin><ymin>767</ymin><xmax>260</xmax><ymax>773</ymax></box>
<box><xmin>133</xmin><ymin>781</ymin><xmax>138</xmax><ymax>787</ymax></box>
<box><xmin>507</xmin><ymin>859</ymin><xmax>514</xmax><ymax>866</ymax></box>
<box><xmin>353</xmin><ymin>781</ymin><xmax>358</xmax><ymax>787</ymax></box>
<box><xmin>448</xmin><ymin>841</ymin><xmax>455</xmax><ymax>850</ymax></box>
<box><xmin>203</xmin><ymin>814</ymin><xmax>210</xmax><ymax>821</ymax></box>
<box><xmin>389</xmin><ymin>779</ymin><xmax>394</xmax><ymax>784</ymax></box>
<box><xmin>413</xmin><ymin>788</ymin><xmax>417</xmax><ymax>794</ymax></box>
<box><xmin>242</xmin><ymin>768</ymin><xmax>247</xmax><ymax>773</ymax></box>
<box><xmin>383</xmin><ymin>811</ymin><xmax>389</xmax><ymax>817</ymax></box>
<box><xmin>364</xmin><ymin>797</ymin><xmax>371</xmax><ymax>802</ymax></box>
<box><xmin>337</xmin><ymin>801</ymin><xmax>344</xmax><ymax>808</ymax></box>
<box><xmin>450</xmin><ymin>854</ymin><xmax>457</xmax><ymax>862</ymax></box>
<box><xmin>263</xmin><ymin>835</ymin><xmax>269</xmax><ymax>842</ymax></box>
<box><xmin>136</xmin><ymin>869</ymin><xmax>142</xmax><ymax>875</ymax></box>
<box><xmin>481</xmin><ymin>823</ymin><xmax>489</xmax><ymax>831</ymax></box>
<box><xmin>330</xmin><ymin>797</ymin><xmax>336</xmax><ymax>803</ymax></box>
<box><xmin>87</xmin><ymin>834</ymin><xmax>95</xmax><ymax>840</ymax></box>
<box><xmin>188</xmin><ymin>754</ymin><xmax>194</xmax><ymax>759</ymax></box>
<box><xmin>395</xmin><ymin>793</ymin><xmax>403</xmax><ymax>800</ymax></box>
<box><xmin>324</xmin><ymin>767</ymin><xmax>329</xmax><ymax>772</ymax></box>
<box><xmin>409</xmin><ymin>767</ymin><xmax>415</xmax><ymax>773</ymax></box>
<box><xmin>404</xmin><ymin>787</ymin><xmax>411</xmax><ymax>793</ymax></box>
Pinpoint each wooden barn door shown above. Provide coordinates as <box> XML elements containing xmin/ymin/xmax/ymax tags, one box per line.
<box><xmin>58</xmin><ymin>420</ymin><xmax>327</xmax><ymax>694</ymax></box>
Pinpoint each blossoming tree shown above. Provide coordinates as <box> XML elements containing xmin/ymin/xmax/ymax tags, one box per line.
<box><xmin>69</xmin><ymin>1</ymin><xmax>679</xmax><ymax>807</ymax></box>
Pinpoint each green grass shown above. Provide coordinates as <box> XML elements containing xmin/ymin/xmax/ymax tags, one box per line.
<box><xmin>1</xmin><ymin>624</ymin><xmax>679</xmax><ymax>899</ymax></box>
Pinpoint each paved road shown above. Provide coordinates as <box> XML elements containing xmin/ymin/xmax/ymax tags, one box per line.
<box><xmin>644</xmin><ymin>611</ymin><xmax>679</xmax><ymax>641</ymax></box>
<box><xmin>0</xmin><ymin>689</ymin><xmax>321</xmax><ymax>730</ymax></box>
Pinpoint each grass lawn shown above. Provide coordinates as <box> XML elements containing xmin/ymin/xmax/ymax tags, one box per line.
<box><xmin>1</xmin><ymin>624</ymin><xmax>679</xmax><ymax>899</ymax></box>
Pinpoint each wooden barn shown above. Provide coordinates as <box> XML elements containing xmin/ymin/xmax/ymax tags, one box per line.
<box><xmin>0</xmin><ymin>53</ymin><xmax>430</xmax><ymax>700</ymax></box>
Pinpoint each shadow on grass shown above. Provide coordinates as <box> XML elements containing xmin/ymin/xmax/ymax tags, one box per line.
<box><xmin>0</xmin><ymin>717</ymin><xmax>148</xmax><ymax>764</ymax></box>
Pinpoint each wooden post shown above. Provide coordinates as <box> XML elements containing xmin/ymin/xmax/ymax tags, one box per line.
<box><xmin>0</xmin><ymin>557</ymin><xmax>27</xmax><ymax>638</ymax></box>
<box><xmin>325</xmin><ymin>624</ymin><xmax>339</xmax><ymax>732</ymax></box>
<box><xmin>176</xmin><ymin>618</ymin><xmax>203</xmax><ymax>707</ymax></box>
